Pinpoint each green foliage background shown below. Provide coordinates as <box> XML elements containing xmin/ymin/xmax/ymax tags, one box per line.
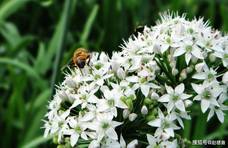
<box><xmin>0</xmin><ymin>0</ymin><xmax>227</xmax><ymax>147</ymax></box>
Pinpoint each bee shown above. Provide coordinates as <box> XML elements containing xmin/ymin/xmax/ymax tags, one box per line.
<box><xmin>71</xmin><ymin>48</ymin><xmax>91</xmax><ymax>68</ymax></box>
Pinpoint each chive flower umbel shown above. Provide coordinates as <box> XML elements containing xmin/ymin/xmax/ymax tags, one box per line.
<box><xmin>43</xmin><ymin>12</ymin><xmax>228</xmax><ymax>148</ymax></box>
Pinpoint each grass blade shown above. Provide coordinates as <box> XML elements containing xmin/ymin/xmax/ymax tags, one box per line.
<box><xmin>80</xmin><ymin>4</ymin><xmax>99</xmax><ymax>47</ymax></box>
<box><xmin>0</xmin><ymin>0</ymin><xmax>31</xmax><ymax>21</ymax></box>
<box><xmin>21</xmin><ymin>136</ymin><xmax>52</xmax><ymax>148</ymax></box>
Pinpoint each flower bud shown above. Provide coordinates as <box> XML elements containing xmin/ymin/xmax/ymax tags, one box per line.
<box><xmin>170</xmin><ymin>61</ymin><xmax>176</xmax><ymax>69</ymax></box>
<box><xmin>123</xmin><ymin>109</ymin><xmax>130</xmax><ymax>119</ymax></box>
<box><xmin>57</xmin><ymin>145</ymin><xmax>64</xmax><ymax>148</ymax></box>
<box><xmin>125</xmin><ymin>99</ymin><xmax>133</xmax><ymax>110</ymax></box>
<box><xmin>117</xmin><ymin>68</ymin><xmax>126</xmax><ymax>79</ymax></box>
<box><xmin>141</xmin><ymin>105</ymin><xmax>148</xmax><ymax>115</ymax></box>
<box><xmin>195</xmin><ymin>62</ymin><xmax>204</xmax><ymax>72</ymax></box>
<box><xmin>151</xmin><ymin>92</ymin><xmax>159</xmax><ymax>100</ymax></box>
<box><xmin>209</xmin><ymin>53</ymin><xmax>216</xmax><ymax>62</ymax></box>
<box><xmin>146</xmin><ymin>114</ymin><xmax>155</xmax><ymax>121</ymax></box>
<box><xmin>186</xmin><ymin>66</ymin><xmax>193</xmax><ymax>73</ymax></box>
<box><xmin>144</xmin><ymin>97</ymin><xmax>152</xmax><ymax>105</ymax></box>
<box><xmin>191</xmin><ymin>57</ymin><xmax>198</xmax><ymax>64</ymax></box>
<box><xmin>184</xmin><ymin>100</ymin><xmax>192</xmax><ymax>107</ymax></box>
<box><xmin>180</xmin><ymin>69</ymin><xmax>187</xmax><ymax>80</ymax></box>
<box><xmin>172</xmin><ymin>68</ymin><xmax>178</xmax><ymax>76</ymax></box>
<box><xmin>129</xmin><ymin>113</ymin><xmax>137</xmax><ymax>121</ymax></box>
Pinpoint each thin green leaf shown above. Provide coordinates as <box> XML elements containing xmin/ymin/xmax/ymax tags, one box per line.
<box><xmin>0</xmin><ymin>57</ymin><xmax>45</xmax><ymax>88</ymax></box>
<box><xmin>50</xmin><ymin>0</ymin><xmax>76</xmax><ymax>93</ymax></box>
<box><xmin>21</xmin><ymin>136</ymin><xmax>52</xmax><ymax>148</ymax></box>
<box><xmin>80</xmin><ymin>4</ymin><xmax>99</xmax><ymax>47</ymax></box>
<box><xmin>0</xmin><ymin>0</ymin><xmax>31</xmax><ymax>21</ymax></box>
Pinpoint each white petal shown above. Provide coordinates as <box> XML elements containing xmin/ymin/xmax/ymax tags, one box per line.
<box><xmin>81</xmin><ymin>112</ymin><xmax>94</xmax><ymax>121</ymax></box>
<box><xmin>165</xmin><ymin>84</ymin><xmax>174</xmax><ymax>94</ymax></box>
<box><xmin>141</xmin><ymin>84</ymin><xmax>150</xmax><ymax>97</ymax></box>
<box><xmin>159</xmin><ymin>94</ymin><xmax>170</xmax><ymax>102</ymax></box>
<box><xmin>70</xmin><ymin>99</ymin><xmax>82</xmax><ymax>109</ymax></box>
<box><xmin>191</xmin><ymin>83</ymin><xmax>203</xmax><ymax>94</ymax></box>
<box><xmin>106</xmin><ymin>128</ymin><xmax>118</xmax><ymax>140</ymax></box>
<box><xmin>207</xmin><ymin>109</ymin><xmax>215</xmax><ymax>121</ymax></box>
<box><xmin>161</xmin><ymin>44</ymin><xmax>169</xmax><ymax>53</ymax></box>
<box><xmin>146</xmin><ymin>134</ymin><xmax>156</xmax><ymax>145</ymax></box>
<box><xmin>120</xmin><ymin>134</ymin><xmax>126</xmax><ymax>148</ymax></box>
<box><xmin>192</xmin><ymin>72</ymin><xmax>206</xmax><ymax>80</ymax></box>
<box><xmin>201</xmin><ymin>99</ymin><xmax>210</xmax><ymax>113</ymax></box>
<box><xmin>96</xmin><ymin>79</ymin><xmax>104</xmax><ymax>86</ymax></box>
<box><xmin>70</xmin><ymin>133</ymin><xmax>79</xmax><ymax>147</ymax></box>
<box><xmin>116</xmin><ymin>100</ymin><xmax>128</xmax><ymax>109</ymax></box>
<box><xmin>210</xmin><ymin>99</ymin><xmax>219</xmax><ymax>107</ymax></box>
<box><xmin>193</xmin><ymin>95</ymin><xmax>201</xmax><ymax>101</ymax></box>
<box><xmin>126</xmin><ymin>76</ymin><xmax>139</xmax><ymax>82</ymax></box>
<box><xmin>181</xmin><ymin>94</ymin><xmax>192</xmax><ymax>99</ymax></box>
<box><xmin>89</xmin><ymin>140</ymin><xmax>100</xmax><ymax>148</ymax></box>
<box><xmin>215</xmin><ymin>109</ymin><xmax>224</xmax><ymax>123</ymax></box>
<box><xmin>185</xmin><ymin>53</ymin><xmax>192</xmax><ymax>65</ymax></box>
<box><xmin>127</xmin><ymin>140</ymin><xmax>138</xmax><ymax>148</ymax></box>
<box><xmin>192</xmin><ymin>47</ymin><xmax>203</xmax><ymax>59</ymax></box>
<box><xmin>177</xmin><ymin>118</ymin><xmax>184</xmax><ymax>129</ymax></box>
<box><xmin>88</xmin><ymin>95</ymin><xmax>98</xmax><ymax>103</ymax></box>
<box><xmin>81</xmin><ymin>132</ymin><xmax>88</xmax><ymax>140</ymax></box>
<box><xmin>173</xmin><ymin>48</ymin><xmax>185</xmax><ymax>57</ymax></box>
<box><xmin>175</xmin><ymin>100</ymin><xmax>186</xmax><ymax>112</ymax></box>
<box><xmin>148</xmin><ymin>119</ymin><xmax>161</xmax><ymax>127</ymax></box>
<box><xmin>117</xmin><ymin>68</ymin><xmax>126</xmax><ymax>79</ymax></box>
<box><xmin>164</xmin><ymin>128</ymin><xmax>174</xmax><ymax>137</ymax></box>
<box><xmin>167</xmin><ymin>102</ymin><xmax>175</xmax><ymax>113</ymax></box>
<box><xmin>111</xmin><ymin>121</ymin><xmax>122</xmax><ymax>128</ymax></box>
<box><xmin>222</xmin><ymin>71</ymin><xmax>228</xmax><ymax>84</ymax></box>
<box><xmin>175</xmin><ymin>83</ymin><xmax>185</xmax><ymax>93</ymax></box>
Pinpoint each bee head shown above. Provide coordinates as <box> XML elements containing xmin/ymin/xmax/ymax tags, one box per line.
<box><xmin>76</xmin><ymin>59</ymin><xmax>86</xmax><ymax>68</ymax></box>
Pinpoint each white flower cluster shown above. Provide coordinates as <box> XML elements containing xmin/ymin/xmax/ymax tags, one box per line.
<box><xmin>44</xmin><ymin>13</ymin><xmax>228</xmax><ymax>148</ymax></box>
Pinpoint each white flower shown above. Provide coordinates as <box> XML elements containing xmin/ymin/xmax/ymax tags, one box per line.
<box><xmin>207</xmin><ymin>88</ymin><xmax>228</xmax><ymax>123</ymax></box>
<box><xmin>159</xmin><ymin>83</ymin><xmax>191</xmax><ymax>112</ymax></box>
<box><xmin>89</xmin><ymin>113</ymin><xmax>122</xmax><ymax>141</ymax></box>
<box><xmin>85</xmin><ymin>66</ymin><xmax>113</xmax><ymax>87</ymax></box>
<box><xmin>44</xmin><ymin>12</ymin><xmax>228</xmax><ymax>147</ymax></box>
<box><xmin>193</xmin><ymin>64</ymin><xmax>217</xmax><ymax>82</ymax></box>
<box><xmin>214</xmin><ymin>48</ymin><xmax>228</xmax><ymax>67</ymax></box>
<box><xmin>126</xmin><ymin>75</ymin><xmax>160</xmax><ymax>97</ymax></box>
<box><xmin>97</xmin><ymin>86</ymin><xmax>128</xmax><ymax>117</ymax></box>
<box><xmin>192</xmin><ymin>82</ymin><xmax>223</xmax><ymax>113</ymax></box>
<box><xmin>146</xmin><ymin>134</ymin><xmax>177</xmax><ymax>148</ymax></box>
<box><xmin>173</xmin><ymin>39</ymin><xmax>203</xmax><ymax>64</ymax></box>
<box><xmin>148</xmin><ymin>109</ymin><xmax>180</xmax><ymax>138</ymax></box>
<box><xmin>65</xmin><ymin>117</ymin><xmax>89</xmax><ymax>147</ymax></box>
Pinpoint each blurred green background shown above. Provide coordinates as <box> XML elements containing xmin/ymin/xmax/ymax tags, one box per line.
<box><xmin>0</xmin><ymin>0</ymin><xmax>228</xmax><ymax>147</ymax></box>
